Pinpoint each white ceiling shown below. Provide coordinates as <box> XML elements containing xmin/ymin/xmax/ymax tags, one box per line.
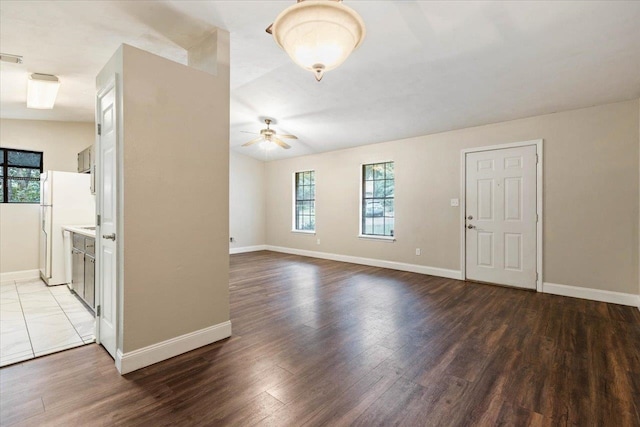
<box><xmin>1</xmin><ymin>1</ymin><xmax>639</xmax><ymax>161</ymax></box>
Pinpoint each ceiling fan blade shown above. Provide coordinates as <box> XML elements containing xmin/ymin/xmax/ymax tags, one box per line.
<box><xmin>240</xmin><ymin>131</ymin><xmax>260</xmax><ymax>135</ymax></box>
<box><xmin>278</xmin><ymin>134</ymin><xmax>298</xmax><ymax>139</ymax></box>
<box><xmin>273</xmin><ymin>138</ymin><xmax>291</xmax><ymax>149</ymax></box>
<box><xmin>242</xmin><ymin>136</ymin><xmax>263</xmax><ymax>147</ymax></box>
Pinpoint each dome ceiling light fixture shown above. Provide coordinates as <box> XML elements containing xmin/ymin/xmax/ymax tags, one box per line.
<box><xmin>267</xmin><ymin>0</ymin><xmax>366</xmax><ymax>82</ymax></box>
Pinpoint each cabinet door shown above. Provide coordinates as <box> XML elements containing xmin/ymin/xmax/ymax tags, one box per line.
<box><xmin>84</xmin><ymin>256</ymin><xmax>95</xmax><ymax>309</ymax></box>
<box><xmin>83</xmin><ymin>148</ymin><xmax>91</xmax><ymax>173</ymax></box>
<box><xmin>72</xmin><ymin>249</ymin><xmax>85</xmax><ymax>299</ymax></box>
<box><xmin>90</xmin><ymin>163</ymin><xmax>96</xmax><ymax>195</ymax></box>
<box><xmin>73</xmin><ymin>234</ymin><xmax>85</xmax><ymax>251</ymax></box>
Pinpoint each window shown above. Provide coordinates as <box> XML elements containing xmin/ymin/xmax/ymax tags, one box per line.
<box><xmin>0</xmin><ymin>148</ymin><xmax>43</xmax><ymax>203</ymax></box>
<box><xmin>361</xmin><ymin>161</ymin><xmax>394</xmax><ymax>237</ymax></box>
<box><xmin>294</xmin><ymin>170</ymin><xmax>315</xmax><ymax>232</ymax></box>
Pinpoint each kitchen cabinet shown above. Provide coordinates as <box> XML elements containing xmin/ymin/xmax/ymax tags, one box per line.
<box><xmin>77</xmin><ymin>145</ymin><xmax>96</xmax><ymax>195</ymax></box>
<box><xmin>70</xmin><ymin>232</ymin><xmax>96</xmax><ymax>311</ymax></box>
<box><xmin>77</xmin><ymin>146</ymin><xmax>92</xmax><ymax>173</ymax></box>
<box><xmin>72</xmin><ymin>248</ymin><xmax>85</xmax><ymax>299</ymax></box>
<box><xmin>72</xmin><ymin>234</ymin><xmax>85</xmax><ymax>300</ymax></box>
<box><xmin>84</xmin><ymin>235</ymin><xmax>95</xmax><ymax>308</ymax></box>
<box><xmin>84</xmin><ymin>255</ymin><xmax>95</xmax><ymax>308</ymax></box>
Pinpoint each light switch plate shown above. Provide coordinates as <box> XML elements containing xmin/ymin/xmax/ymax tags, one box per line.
<box><xmin>450</xmin><ymin>198</ymin><xmax>459</xmax><ymax>207</ymax></box>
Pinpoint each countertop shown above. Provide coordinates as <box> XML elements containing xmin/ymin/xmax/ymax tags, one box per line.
<box><xmin>62</xmin><ymin>225</ymin><xmax>96</xmax><ymax>238</ymax></box>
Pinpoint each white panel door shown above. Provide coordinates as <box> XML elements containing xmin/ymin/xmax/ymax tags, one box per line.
<box><xmin>465</xmin><ymin>145</ymin><xmax>537</xmax><ymax>289</ymax></box>
<box><xmin>97</xmin><ymin>81</ymin><xmax>118</xmax><ymax>358</ymax></box>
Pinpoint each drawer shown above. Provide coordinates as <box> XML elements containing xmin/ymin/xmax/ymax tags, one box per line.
<box><xmin>84</xmin><ymin>237</ymin><xmax>95</xmax><ymax>256</ymax></box>
<box><xmin>73</xmin><ymin>233</ymin><xmax>85</xmax><ymax>251</ymax></box>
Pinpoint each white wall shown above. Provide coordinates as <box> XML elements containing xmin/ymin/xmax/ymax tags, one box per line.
<box><xmin>264</xmin><ymin>100</ymin><xmax>640</xmax><ymax>296</ymax></box>
<box><xmin>230</xmin><ymin>151</ymin><xmax>266</xmax><ymax>251</ymax></box>
<box><xmin>0</xmin><ymin>119</ymin><xmax>94</xmax><ymax>274</ymax></box>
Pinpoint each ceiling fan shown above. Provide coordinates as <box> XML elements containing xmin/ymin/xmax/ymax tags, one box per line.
<box><xmin>241</xmin><ymin>119</ymin><xmax>298</xmax><ymax>150</ymax></box>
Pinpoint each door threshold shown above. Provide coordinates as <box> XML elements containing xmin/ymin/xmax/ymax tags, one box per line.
<box><xmin>464</xmin><ymin>279</ymin><xmax>536</xmax><ymax>292</ymax></box>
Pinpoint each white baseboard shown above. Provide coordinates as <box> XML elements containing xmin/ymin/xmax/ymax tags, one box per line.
<box><xmin>543</xmin><ymin>282</ymin><xmax>640</xmax><ymax>307</ymax></box>
<box><xmin>115</xmin><ymin>320</ymin><xmax>232</xmax><ymax>375</ymax></box>
<box><xmin>229</xmin><ymin>245</ymin><xmax>267</xmax><ymax>255</ymax></box>
<box><xmin>265</xmin><ymin>245</ymin><xmax>463</xmax><ymax>280</ymax></box>
<box><xmin>0</xmin><ymin>269</ymin><xmax>40</xmax><ymax>283</ymax></box>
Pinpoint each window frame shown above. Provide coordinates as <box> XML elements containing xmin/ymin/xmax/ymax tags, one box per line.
<box><xmin>0</xmin><ymin>147</ymin><xmax>44</xmax><ymax>204</ymax></box>
<box><xmin>358</xmin><ymin>161</ymin><xmax>396</xmax><ymax>241</ymax></box>
<box><xmin>291</xmin><ymin>170</ymin><xmax>316</xmax><ymax>234</ymax></box>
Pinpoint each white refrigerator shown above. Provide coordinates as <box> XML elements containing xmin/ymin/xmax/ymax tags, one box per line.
<box><xmin>39</xmin><ymin>171</ymin><xmax>95</xmax><ymax>286</ymax></box>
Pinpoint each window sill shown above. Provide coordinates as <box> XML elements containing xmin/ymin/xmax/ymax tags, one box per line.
<box><xmin>291</xmin><ymin>230</ymin><xmax>316</xmax><ymax>235</ymax></box>
<box><xmin>358</xmin><ymin>234</ymin><xmax>396</xmax><ymax>242</ymax></box>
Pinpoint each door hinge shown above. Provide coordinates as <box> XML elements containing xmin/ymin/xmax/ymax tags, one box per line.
<box><xmin>536</xmin><ymin>154</ymin><xmax>539</xmax><ymax>164</ymax></box>
<box><xmin>536</xmin><ymin>213</ymin><xmax>539</xmax><ymax>222</ymax></box>
<box><xmin>97</xmin><ymin>214</ymin><xmax>101</xmax><ymax>226</ymax></box>
<box><xmin>96</xmin><ymin>305</ymin><xmax>101</xmax><ymax>316</ymax></box>
<box><xmin>536</xmin><ymin>272</ymin><xmax>539</xmax><ymax>281</ymax></box>
<box><xmin>97</xmin><ymin>124</ymin><xmax>101</xmax><ymax>135</ymax></box>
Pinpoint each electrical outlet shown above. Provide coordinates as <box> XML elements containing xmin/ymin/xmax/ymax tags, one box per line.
<box><xmin>230</xmin><ymin>237</ymin><xmax>235</xmax><ymax>243</ymax></box>
<box><xmin>450</xmin><ymin>198</ymin><xmax>459</xmax><ymax>207</ymax></box>
<box><xmin>317</xmin><ymin>238</ymin><xmax>321</xmax><ymax>245</ymax></box>
<box><xmin>415</xmin><ymin>248</ymin><xmax>421</xmax><ymax>256</ymax></box>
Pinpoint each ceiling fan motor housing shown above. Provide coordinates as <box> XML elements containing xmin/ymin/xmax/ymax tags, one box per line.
<box><xmin>241</xmin><ymin>118</ymin><xmax>296</xmax><ymax>149</ymax></box>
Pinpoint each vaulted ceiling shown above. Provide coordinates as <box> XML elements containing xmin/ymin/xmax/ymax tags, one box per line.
<box><xmin>1</xmin><ymin>1</ymin><xmax>639</xmax><ymax>160</ymax></box>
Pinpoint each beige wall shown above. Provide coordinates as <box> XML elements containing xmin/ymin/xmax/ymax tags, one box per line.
<box><xmin>117</xmin><ymin>42</ymin><xmax>230</xmax><ymax>352</ymax></box>
<box><xmin>0</xmin><ymin>119</ymin><xmax>94</xmax><ymax>274</ymax></box>
<box><xmin>265</xmin><ymin>100</ymin><xmax>640</xmax><ymax>295</ymax></box>
<box><xmin>230</xmin><ymin>151</ymin><xmax>266</xmax><ymax>250</ymax></box>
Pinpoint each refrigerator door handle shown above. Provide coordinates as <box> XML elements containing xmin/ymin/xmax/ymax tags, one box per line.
<box><xmin>41</xmin><ymin>206</ymin><xmax>47</xmax><ymax>231</ymax></box>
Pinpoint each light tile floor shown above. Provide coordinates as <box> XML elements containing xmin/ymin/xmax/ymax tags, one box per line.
<box><xmin>0</xmin><ymin>278</ymin><xmax>95</xmax><ymax>367</ymax></box>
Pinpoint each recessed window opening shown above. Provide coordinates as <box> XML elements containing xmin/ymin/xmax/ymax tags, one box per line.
<box><xmin>0</xmin><ymin>148</ymin><xmax>43</xmax><ymax>203</ymax></box>
<box><xmin>361</xmin><ymin>161</ymin><xmax>394</xmax><ymax>237</ymax></box>
<box><xmin>294</xmin><ymin>170</ymin><xmax>315</xmax><ymax>231</ymax></box>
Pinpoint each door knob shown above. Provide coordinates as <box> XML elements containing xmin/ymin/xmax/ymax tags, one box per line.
<box><xmin>467</xmin><ymin>224</ymin><xmax>475</xmax><ymax>229</ymax></box>
<box><xmin>467</xmin><ymin>215</ymin><xmax>473</xmax><ymax>220</ymax></box>
<box><xmin>102</xmin><ymin>233</ymin><xmax>116</xmax><ymax>241</ymax></box>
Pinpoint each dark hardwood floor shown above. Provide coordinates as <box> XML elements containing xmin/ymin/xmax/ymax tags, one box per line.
<box><xmin>2</xmin><ymin>251</ymin><xmax>639</xmax><ymax>426</ymax></box>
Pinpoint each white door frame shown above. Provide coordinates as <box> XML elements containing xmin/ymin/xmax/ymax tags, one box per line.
<box><xmin>460</xmin><ymin>139</ymin><xmax>543</xmax><ymax>292</ymax></box>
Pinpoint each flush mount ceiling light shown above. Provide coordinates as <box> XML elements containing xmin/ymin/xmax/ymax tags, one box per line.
<box><xmin>267</xmin><ymin>0</ymin><xmax>366</xmax><ymax>81</ymax></box>
<box><xmin>27</xmin><ymin>73</ymin><xmax>60</xmax><ymax>109</ymax></box>
<box><xmin>0</xmin><ymin>53</ymin><xmax>23</xmax><ymax>64</ymax></box>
